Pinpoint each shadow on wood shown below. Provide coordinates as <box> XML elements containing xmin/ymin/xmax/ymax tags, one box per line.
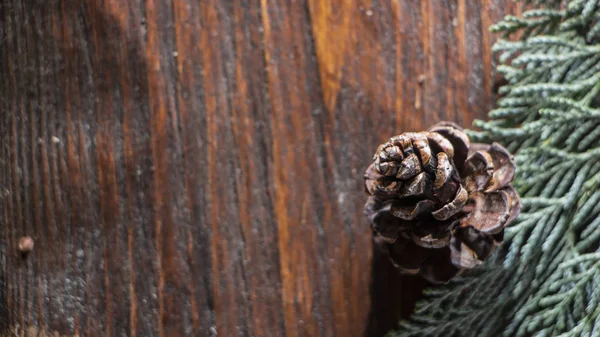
<box><xmin>364</xmin><ymin>239</ymin><xmax>427</xmax><ymax>337</ymax></box>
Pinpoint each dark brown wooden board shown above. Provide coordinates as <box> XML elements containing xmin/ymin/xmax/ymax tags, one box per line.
<box><xmin>0</xmin><ymin>1</ymin><xmax>519</xmax><ymax>336</ymax></box>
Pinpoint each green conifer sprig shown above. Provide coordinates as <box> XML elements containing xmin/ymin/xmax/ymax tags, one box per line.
<box><xmin>390</xmin><ymin>1</ymin><xmax>600</xmax><ymax>336</ymax></box>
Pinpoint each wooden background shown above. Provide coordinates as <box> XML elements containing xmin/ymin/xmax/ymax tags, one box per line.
<box><xmin>0</xmin><ymin>0</ymin><xmax>520</xmax><ymax>336</ymax></box>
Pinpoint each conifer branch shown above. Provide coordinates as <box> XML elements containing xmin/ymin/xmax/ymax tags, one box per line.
<box><xmin>390</xmin><ymin>1</ymin><xmax>600</xmax><ymax>336</ymax></box>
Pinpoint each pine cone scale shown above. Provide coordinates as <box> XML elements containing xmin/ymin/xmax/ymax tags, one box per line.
<box><xmin>433</xmin><ymin>152</ymin><xmax>453</xmax><ymax>188</ymax></box>
<box><xmin>463</xmin><ymin>151</ymin><xmax>495</xmax><ymax>192</ymax></box>
<box><xmin>396</xmin><ymin>153</ymin><xmax>422</xmax><ymax>179</ymax></box>
<box><xmin>431</xmin><ymin>185</ymin><xmax>468</xmax><ymax>221</ymax></box>
<box><xmin>502</xmin><ymin>185</ymin><xmax>521</xmax><ymax>225</ymax></box>
<box><xmin>391</xmin><ymin>199</ymin><xmax>436</xmax><ymax>220</ymax></box>
<box><xmin>455</xmin><ymin>226</ymin><xmax>495</xmax><ymax>259</ymax></box>
<box><xmin>412</xmin><ymin>232</ymin><xmax>452</xmax><ymax>249</ymax></box>
<box><xmin>413</xmin><ymin>137</ymin><xmax>432</xmax><ymax>166</ymax></box>
<box><xmin>487</xmin><ymin>143</ymin><xmax>516</xmax><ymax>191</ymax></box>
<box><xmin>400</xmin><ymin>172</ymin><xmax>431</xmax><ymax>198</ymax></box>
<box><xmin>426</xmin><ymin>132</ymin><xmax>455</xmax><ymax>158</ymax></box>
<box><xmin>428</xmin><ymin>123</ymin><xmax>470</xmax><ymax>169</ymax></box>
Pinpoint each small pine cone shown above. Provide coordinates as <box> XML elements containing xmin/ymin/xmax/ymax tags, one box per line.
<box><xmin>364</xmin><ymin>122</ymin><xmax>520</xmax><ymax>283</ymax></box>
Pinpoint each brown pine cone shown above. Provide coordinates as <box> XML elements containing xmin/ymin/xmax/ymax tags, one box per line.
<box><xmin>364</xmin><ymin>122</ymin><xmax>520</xmax><ymax>283</ymax></box>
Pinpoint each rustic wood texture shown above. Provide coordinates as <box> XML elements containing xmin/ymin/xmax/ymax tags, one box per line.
<box><xmin>0</xmin><ymin>1</ymin><xmax>520</xmax><ymax>336</ymax></box>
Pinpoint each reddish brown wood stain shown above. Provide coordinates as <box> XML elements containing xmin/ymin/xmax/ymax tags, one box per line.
<box><xmin>0</xmin><ymin>1</ymin><xmax>516</xmax><ymax>336</ymax></box>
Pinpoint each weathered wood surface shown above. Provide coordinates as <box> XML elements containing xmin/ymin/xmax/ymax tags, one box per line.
<box><xmin>0</xmin><ymin>1</ymin><xmax>519</xmax><ymax>336</ymax></box>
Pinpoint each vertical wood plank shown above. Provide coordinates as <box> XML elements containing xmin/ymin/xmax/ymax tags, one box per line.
<box><xmin>172</xmin><ymin>0</ymin><xmax>216</xmax><ymax>335</ymax></box>
<box><xmin>0</xmin><ymin>1</ymin><xmax>519</xmax><ymax>336</ymax></box>
<box><xmin>261</xmin><ymin>0</ymin><xmax>334</xmax><ymax>335</ymax></box>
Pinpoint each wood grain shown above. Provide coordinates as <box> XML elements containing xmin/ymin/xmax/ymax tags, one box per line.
<box><xmin>0</xmin><ymin>1</ymin><xmax>517</xmax><ymax>336</ymax></box>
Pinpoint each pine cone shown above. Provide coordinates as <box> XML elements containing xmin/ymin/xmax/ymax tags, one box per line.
<box><xmin>364</xmin><ymin>122</ymin><xmax>520</xmax><ymax>283</ymax></box>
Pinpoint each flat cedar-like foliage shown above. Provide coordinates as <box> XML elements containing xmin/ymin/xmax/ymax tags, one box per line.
<box><xmin>391</xmin><ymin>1</ymin><xmax>600</xmax><ymax>336</ymax></box>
